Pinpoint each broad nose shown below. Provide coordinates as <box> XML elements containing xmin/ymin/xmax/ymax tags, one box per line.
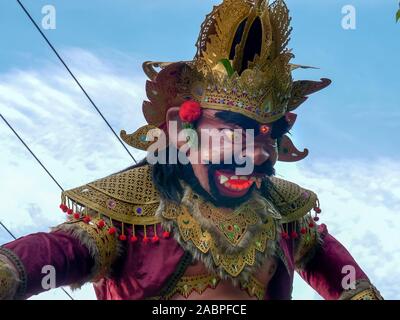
<box><xmin>240</xmin><ymin>142</ymin><xmax>271</xmax><ymax>166</ymax></box>
<box><xmin>252</xmin><ymin>144</ymin><xmax>271</xmax><ymax>166</ymax></box>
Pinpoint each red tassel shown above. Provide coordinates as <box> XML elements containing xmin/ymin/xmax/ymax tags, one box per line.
<box><xmin>162</xmin><ymin>231</ymin><xmax>171</xmax><ymax>239</ymax></box>
<box><xmin>67</xmin><ymin>209</ymin><xmax>73</xmax><ymax>215</ymax></box>
<box><xmin>281</xmin><ymin>231</ymin><xmax>289</xmax><ymax>240</ymax></box>
<box><xmin>313</xmin><ymin>216</ymin><xmax>320</xmax><ymax>222</ymax></box>
<box><xmin>60</xmin><ymin>204</ymin><xmax>68</xmax><ymax>213</ymax></box>
<box><xmin>73</xmin><ymin>213</ymin><xmax>80</xmax><ymax>219</ymax></box>
<box><xmin>97</xmin><ymin>220</ymin><xmax>105</xmax><ymax>229</ymax></box>
<box><xmin>300</xmin><ymin>228</ymin><xmax>307</xmax><ymax>235</ymax></box>
<box><xmin>314</xmin><ymin>207</ymin><xmax>322</xmax><ymax>214</ymax></box>
<box><xmin>119</xmin><ymin>234</ymin><xmax>127</xmax><ymax>241</ymax></box>
<box><xmin>108</xmin><ymin>227</ymin><xmax>116</xmax><ymax>235</ymax></box>
<box><xmin>83</xmin><ymin>216</ymin><xmax>91</xmax><ymax>224</ymax></box>
<box><xmin>308</xmin><ymin>222</ymin><xmax>315</xmax><ymax>228</ymax></box>
<box><xmin>130</xmin><ymin>235</ymin><xmax>138</xmax><ymax>243</ymax></box>
<box><xmin>291</xmin><ymin>231</ymin><xmax>298</xmax><ymax>239</ymax></box>
<box><xmin>152</xmin><ymin>235</ymin><xmax>160</xmax><ymax>243</ymax></box>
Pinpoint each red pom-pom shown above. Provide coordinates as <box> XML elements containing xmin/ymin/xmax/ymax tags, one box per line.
<box><xmin>73</xmin><ymin>213</ymin><xmax>81</xmax><ymax>219</ymax></box>
<box><xmin>300</xmin><ymin>228</ymin><xmax>307</xmax><ymax>235</ymax></box>
<box><xmin>83</xmin><ymin>216</ymin><xmax>91</xmax><ymax>224</ymax></box>
<box><xmin>59</xmin><ymin>204</ymin><xmax>68</xmax><ymax>212</ymax></box>
<box><xmin>313</xmin><ymin>216</ymin><xmax>320</xmax><ymax>222</ymax></box>
<box><xmin>162</xmin><ymin>231</ymin><xmax>171</xmax><ymax>239</ymax></box>
<box><xmin>179</xmin><ymin>100</ymin><xmax>202</xmax><ymax>123</ymax></box>
<box><xmin>152</xmin><ymin>235</ymin><xmax>160</xmax><ymax>243</ymax></box>
<box><xmin>130</xmin><ymin>235</ymin><xmax>138</xmax><ymax>243</ymax></box>
<box><xmin>308</xmin><ymin>222</ymin><xmax>315</xmax><ymax>228</ymax></box>
<box><xmin>67</xmin><ymin>209</ymin><xmax>73</xmax><ymax>215</ymax></box>
<box><xmin>314</xmin><ymin>207</ymin><xmax>322</xmax><ymax>214</ymax></box>
<box><xmin>119</xmin><ymin>234</ymin><xmax>127</xmax><ymax>241</ymax></box>
<box><xmin>97</xmin><ymin>220</ymin><xmax>105</xmax><ymax>229</ymax></box>
<box><xmin>108</xmin><ymin>227</ymin><xmax>116</xmax><ymax>235</ymax></box>
<box><xmin>281</xmin><ymin>231</ymin><xmax>289</xmax><ymax>240</ymax></box>
<box><xmin>291</xmin><ymin>231</ymin><xmax>298</xmax><ymax>239</ymax></box>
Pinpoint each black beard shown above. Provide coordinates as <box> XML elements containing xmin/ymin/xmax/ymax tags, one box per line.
<box><xmin>179</xmin><ymin>160</ymin><xmax>275</xmax><ymax>208</ymax></box>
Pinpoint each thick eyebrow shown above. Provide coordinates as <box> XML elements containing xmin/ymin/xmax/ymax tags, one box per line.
<box><xmin>215</xmin><ymin>111</ymin><xmax>260</xmax><ymax>135</ymax></box>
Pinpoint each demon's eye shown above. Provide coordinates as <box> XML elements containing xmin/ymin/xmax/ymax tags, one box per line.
<box><xmin>260</xmin><ymin>124</ymin><xmax>271</xmax><ymax>135</ymax></box>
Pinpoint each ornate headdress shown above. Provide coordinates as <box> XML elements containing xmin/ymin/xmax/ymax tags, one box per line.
<box><xmin>121</xmin><ymin>0</ymin><xmax>331</xmax><ymax>162</ymax></box>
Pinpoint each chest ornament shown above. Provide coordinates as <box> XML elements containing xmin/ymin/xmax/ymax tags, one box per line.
<box><xmin>161</xmin><ymin>191</ymin><xmax>278</xmax><ymax>278</ymax></box>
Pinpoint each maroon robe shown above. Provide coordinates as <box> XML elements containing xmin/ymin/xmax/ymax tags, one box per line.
<box><xmin>2</xmin><ymin>223</ymin><xmax>368</xmax><ymax>300</ymax></box>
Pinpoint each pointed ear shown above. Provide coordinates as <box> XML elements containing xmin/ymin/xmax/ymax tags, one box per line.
<box><xmin>166</xmin><ymin>106</ymin><xmax>185</xmax><ymax>149</ymax></box>
<box><xmin>278</xmin><ymin>135</ymin><xmax>309</xmax><ymax>162</ymax></box>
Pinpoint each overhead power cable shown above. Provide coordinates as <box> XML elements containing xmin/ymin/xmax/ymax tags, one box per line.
<box><xmin>0</xmin><ymin>114</ymin><xmax>74</xmax><ymax>300</ymax></box>
<box><xmin>16</xmin><ymin>0</ymin><xmax>137</xmax><ymax>164</ymax></box>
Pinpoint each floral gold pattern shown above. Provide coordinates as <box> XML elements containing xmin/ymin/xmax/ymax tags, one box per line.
<box><xmin>163</xmin><ymin>273</ymin><xmax>266</xmax><ymax>300</ymax></box>
<box><xmin>62</xmin><ymin>165</ymin><xmax>161</xmax><ymax>226</ymax></box>
<box><xmin>162</xmin><ymin>198</ymin><xmax>277</xmax><ymax>277</ymax></box>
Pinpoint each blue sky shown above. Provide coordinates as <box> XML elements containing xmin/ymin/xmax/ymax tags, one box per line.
<box><xmin>0</xmin><ymin>0</ymin><xmax>399</xmax><ymax>300</ymax></box>
<box><xmin>1</xmin><ymin>0</ymin><xmax>399</xmax><ymax>159</ymax></box>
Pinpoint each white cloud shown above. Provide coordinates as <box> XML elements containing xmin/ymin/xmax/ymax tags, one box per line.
<box><xmin>0</xmin><ymin>49</ymin><xmax>398</xmax><ymax>300</ymax></box>
<box><xmin>0</xmin><ymin>48</ymin><xmax>147</xmax><ymax>300</ymax></box>
<box><xmin>276</xmin><ymin>159</ymin><xmax>400</xmax><ymax>300</ymax></box>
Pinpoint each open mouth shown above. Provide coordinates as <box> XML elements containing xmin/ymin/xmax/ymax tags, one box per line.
<box><xmin>214</xmin><ymin>170</ymin><xmax>264</xmax><ymax>197</ymax></box>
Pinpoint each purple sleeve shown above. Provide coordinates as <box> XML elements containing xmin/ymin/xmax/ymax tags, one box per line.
<box><xmin>3</xmin><ymin>230</ymin><xmax>94</xmax><ymax>299</ymax></box>
<box><xmin>297</xmin><ymin>224</ymin><xmax>369</xmax><ymax>300</ymax></box>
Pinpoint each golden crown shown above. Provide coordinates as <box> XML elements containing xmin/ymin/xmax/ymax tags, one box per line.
<box><xmin>191</xmin><ymin>0</ymin><xmax>293</xmax><ymax>123</ymax></box>
<box><xmin>122</xmin><ymin>0</ymin><xmax>332</xmax><ymax>162</ymax></box>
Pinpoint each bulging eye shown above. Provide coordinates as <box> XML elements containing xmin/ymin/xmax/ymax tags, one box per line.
<box><xmin>260</xmin><ymin>124</ymin><xmax>271</xmax><ymax>135</ymax></box>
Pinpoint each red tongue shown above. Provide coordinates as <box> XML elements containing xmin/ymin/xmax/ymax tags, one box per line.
<box><xmin>229</xmin><ymin>179</ymin><xmax>251</xmax><ymax>188</ymax></box>
<box><xmin>229</xmin><ymin>179</ymin><xmax>245</xmax><ymax>185</ymax></box>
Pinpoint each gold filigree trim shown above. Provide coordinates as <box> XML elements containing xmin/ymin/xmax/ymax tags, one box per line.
<box><xmin>240</xmin><ymin>274</ymin><xmax>266</xmax><ymax>300</ymax></box>
<box><xmin>162</xmin><ymin>194</ymin><xmax>277</xmax><ymax>278</ymax></box>
<box><xmin>0</xmin><ymin>257</ymin><xmax>19</xmax><ymax>300</ymax></box>
<box><xmin>339</xmin><ymin>279</ymin><xmax>383</xmax><ymax>300</ymax></box>
<box><xmin>267</xmin><ymin>176</ymin><xmax>319</xmax><ymax>223</ymax></box>
<box><xmin>350</xmin><ymin>288</ymin><xmax>383</xmax><ymax>300</ymax></box>
<box><xmin>62</xmin><ymin>165</ymin><xmax>161</xmax><ymax>226</ymax></box>
<box><xmin>54</xmin><ymin>217</ymin><xmax>119</xmax><ymax>283</ymax></box>
<box><xmin>165</xmin><ymin>274</ymin><xmax>220</xmax><ymax>299</ymax></box>
<box><xmin>294</xmin><ymin>217</ymin><xmax>320</xmax><ymax>269</ymax></box>
<box><xmin>164</xmin><ymin>273</ymin><xmax>265</xmax><ymax>300</ymax></box>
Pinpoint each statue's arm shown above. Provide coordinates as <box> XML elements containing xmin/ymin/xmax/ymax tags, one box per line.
<box><xmin>295</xmin><ymin>223</ymin><xmax>383</xmax><ymax>300</ymax></box>
<box><xmin>0</xmin><ymin>217</ymin><xmax>119</xmax><ymax>300</ymax></box>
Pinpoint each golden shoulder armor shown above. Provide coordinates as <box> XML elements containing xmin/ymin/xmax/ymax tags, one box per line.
<box><xmin>62</xmin><ymin>165</ymin><xmax>161</xmax><ymax>226</ymax></box>
<box><xmin>266</xmin><ymin>176</ymin><xmax>320</xmax><ymax>223</ymax></box>
<box><xmin>62</xmin><ymin>165</ymin><xmax>320</xmax><ymax>227</ymax></box>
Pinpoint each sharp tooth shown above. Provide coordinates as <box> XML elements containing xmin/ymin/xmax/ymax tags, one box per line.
<box><xmin>219</xmin><ymin>175</ymin><xmax>229</xmax><ymax>184</ymax></box>
<box><xmin>250</xmin><ymin>177</ymin><xmax>257</xmax><ymax>181</ymax></box>
<box><xmin>255</xmin><ymin>180</ymin><xmax>262</xmax><ymax>189</ymax></box>
<box><xmin>224</xmin><ymin>182</ymin><xmax>231</xmax><ymax>188</ymax></box>
<box><xmin>239</xmin><ymin>176</ymin><xmax>248</xmax><ymax>180</ymax></box>
<box><xmin>231</xmin><ymin>176</ymin><xmax>238</xmax><ymax>180</ymax></box>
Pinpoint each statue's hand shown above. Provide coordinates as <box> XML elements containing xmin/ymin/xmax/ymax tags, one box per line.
<box><xmin>0</xmin><ymin>255</ymin><xmax>19</xmax><ymax>300</ymax></box>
